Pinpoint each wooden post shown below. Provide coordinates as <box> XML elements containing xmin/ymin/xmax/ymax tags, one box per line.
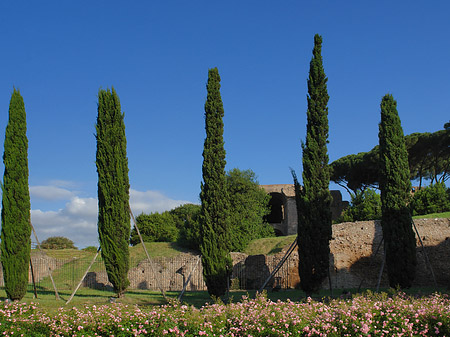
<box><xmin>129</xmin><ymin>206</ymin><xmax>168</xmax><ymax>302</ymax></box>
<box><xmin>66</xmin><ymin>247</ymin><xmax>100</xmax><ymax>305</ymax></box>
<box><xmin>29</xmin><ymin>258</ymin><xmax>38</xmax><ymax>299</ymax></box>
<box><xmin>178</xmin><ymin>255</ymin><xmax>201</xmax><ymax>301</ymax></box>
<box><xmin>30</xmin><ymin>220</ymin><xmax>60</xmax><ymax>300</ymax></box>
<box><xmin>358</xmin><ymin>236</ymin><xmax>384</xmax><ymax>292</ymax></box>
<box><xmin>412</xmin><ymin>220</ymin><xmax>438</xmax><ymax>288</ymax></box>
<box><xmin>258</xmin><ymin>238</ymin><xmax>297</xmax><ymax>293</ymax></box>
<box><xmin>376</xmin><ymin>245</ymin><xmax>386</xmax><ymax>292</ymax></box>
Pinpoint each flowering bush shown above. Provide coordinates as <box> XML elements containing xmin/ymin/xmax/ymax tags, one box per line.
<box><xmin>0</xmin><ymin>292</ymin><xmax>449</xmax><ymax>336</ymax></box>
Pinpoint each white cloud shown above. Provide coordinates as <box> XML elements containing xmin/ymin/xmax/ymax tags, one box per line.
<box><xmin>29</xmin><ymin>185</ymin><xmax>195</xmax><ymax>249</ymax></box>
<box><xmin>129</xmin><ymin>189</ymin><xmax>193</xmax><ymax>215</ymax></box>
<box><xmin>63</xmin><ymin>197</ymin><xmax>97</xmax><ymax>217</ymax></box>
<box><xmin>48</xmin><ymin>180</ymin><xmax>79</xmax><ymax>189</ymax></box>
<box><xmin>30</xmin><ymin>185</ymin><xmax>75</xmax><ymax>201</ymax></box>
<box><xmin>31</xmin><ymin>198</ymin><xmax>98</xmax><ymax>249</ymax></box>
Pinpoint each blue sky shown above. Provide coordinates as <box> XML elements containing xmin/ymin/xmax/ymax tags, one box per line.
<box><xmin>1</xmin><ymin>1</ymin><xmax>449</xmax><ymax>248</ymax></box>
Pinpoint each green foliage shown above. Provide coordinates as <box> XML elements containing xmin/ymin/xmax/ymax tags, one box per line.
<box><xmin>130</xmin><ymin>212</ymin><xmax>178</xmax><ymax>245</ymax></box>
<box><xmin>199</xmin><ymin>68</ymin><xmax>232</xmax><ymax>297</ymax></box>
<box><xmin>1</xmin><ymin>89</ymin><xmax>32</xmax><ymax>301</ymax></box>
<box><xmin>378</xmin><ymin>94</ymin><xmax>416</xmax><ymax>288</ymax></box>
<box><xmin>410</xmin><ymin>183</ymin><xmax>450</xmax><ymax>216</ymax></box>
<box><xmin>41</xmin><ymin>236</ymin><xmax>76</xmax><ymax>249</ymax></box>
<box><xmin>176</xmin><ymin>168</ymin><xmax>273</xmax><ymax>253</ymax></box>
<box><xmin>331</xmin><ymin>128</ymin><xmax>450</xmax><ymax>195</ymax></box>
<box><xmin>82</xmin><ymin>246</ymin><xmax>98</xmax><ymax>253</ymax></box>
<box><xmin>226</xmin><ymin>168</ymin><xmax>274</xmax><ymax>252</ymax></box>
<box><xmin>95</xmin><ymin>87</ymin><xmax>130</xmax><ymax>297</ymax></box>
<box><xmin>173</xmin><ymin>204</ymin><xmax>201</xmax><ymax>250</ymax></box>
<box><xmin>341</xmin><ymin>189</ymin><xmax>381</xmax><ymax>222</ymax></box>
<box><xmin>293</xmin><ymin>34</ymin><xmax>332</xmax><ymax>294</ymax></box>
<box><xmin>330</xmin><ymin>148</ymin><xmax>379</xmax><ymax>196</ymax></box>
<box><xmin>407</xmin><ymin>130</ymin><xmax>450</xmax><ymax>185</ymax></box>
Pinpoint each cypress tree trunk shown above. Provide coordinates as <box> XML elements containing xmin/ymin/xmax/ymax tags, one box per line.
<box><xmin>293</xmin><ymin>34</ymin><xmax>332</xmax><ymax>294</ymax></box>
<box><xmin>1</xmin><ymin>89</ymin><xmax>31</xmax><ymax>301</ymax></box>
<box><xmin>199</xmin><ymin>68</ymin><xmax>232</xmax><ymax>297</ymax></box>
<box><xmin>95</xmin><ymin>87</ymin><xmax>130</xmax><ymax>297</ymax></box>
<box><xmin>378</xmin><ymin>94</ymin><xmax>416</xmax><ymax>288</ymax></box>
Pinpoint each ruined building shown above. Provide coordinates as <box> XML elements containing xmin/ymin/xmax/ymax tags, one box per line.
<box><xmin>261</xmin><ymin>184</ymin><xmax>348</xmax><ymax>236</ymax></box>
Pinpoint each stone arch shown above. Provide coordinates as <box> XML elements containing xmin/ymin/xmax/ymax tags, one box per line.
<box><xmin>267</xmin><ymin>192</ymin><xmax>285</xmax><ymax>224</ymax></box>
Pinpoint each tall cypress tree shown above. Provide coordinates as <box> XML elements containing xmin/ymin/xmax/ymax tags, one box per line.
<box><xmin>1</xmin><ymin>89</ymin><xmax>31</xmax><ymax>301</ymax></box>
<box><xmin>199</xmin><ymin>68</ymin><xmax>232</xmax><ymax>297</ymax></box>
<box><xmin>293</xmin><ymin>34</ymin><xmax>332</xmax><ymax>294</ymax></box>
<box><xmin>378</xmin><ymin>94</ymin><xmax>416</xmax><ymax>288</ymax></box>
<box><xmin>95</xmin><ymin>87</ymin><xmax>130</xmax><ymax>297</ymax></box>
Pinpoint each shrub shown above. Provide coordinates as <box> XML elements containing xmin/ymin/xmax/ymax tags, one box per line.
<box><xmin>82</xmin><ymin>246</ymin><xmax>98</xmax><ymax>253</ymax></box>
<box><xmin>341</xmin><ymin>188</ymin><xmax>381</xmax><ymax>222</ymax></box>
<box><xmin>410</xmin><ymin>182</ymin><xmax>450</xmax><ymax>215</ymax></box>
<box><xmin>41</xmin><ymin>236</ymin><xmax>76</xmax><ymax>249</ymax></box>
<box><xmin>227</xmin><ymin>168</ymin><xmax>274</xmax><ymax>252</ymax></box>
<box><xmin>130</xmin><ymin>211</ymin><xmax>178</xmax><ymax>245</ymax></box>
<box><xmin>172</xmin><ymin>204</ymin><xmax>202</xmax><ymax>250</ymax></box>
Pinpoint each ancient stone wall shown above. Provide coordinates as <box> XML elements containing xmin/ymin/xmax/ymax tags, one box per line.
<box><xmin>0</xmin><ymin>219</ymin><xmax>448</xmax><ymax>291</ymax></box>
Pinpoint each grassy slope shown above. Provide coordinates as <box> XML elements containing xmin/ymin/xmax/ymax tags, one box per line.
<box><xmin>243</xmin><ymin>235</ymin><xmax>296</xmax><ymax>255</ymax></box>
<box><xmin>412</xmin><ymin>211</ymin><xmax>450</xmax><ymax>219</ymax></box>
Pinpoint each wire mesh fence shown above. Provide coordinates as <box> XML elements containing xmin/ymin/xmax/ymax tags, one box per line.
<box><xmin>0</xmin><ymin>252</ymin><xmax>299</xmax><ymax>293</ymax></box>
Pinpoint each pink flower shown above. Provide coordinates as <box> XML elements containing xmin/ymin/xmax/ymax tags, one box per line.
<box><xmin>361</xmin><ymin>323</ymin><xmax>370</xmax><ymax>334</ymax></box>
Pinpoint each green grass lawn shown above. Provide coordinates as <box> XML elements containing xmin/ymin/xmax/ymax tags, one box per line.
<box><xmin>1</xmin><ymin>284</ymin><xmax>446</xmax><ymax>315</ymax></box>
<box><xmin>413</xmin><ymin>211</ymin><xmax>450</xmax><ymax>219</ymax></box>
<box><xmin>244</xmin><ymin>235</ymin><xmax>296</xmax><ymax>255</ymax></box>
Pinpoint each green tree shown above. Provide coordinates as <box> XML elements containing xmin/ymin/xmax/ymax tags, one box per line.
<box><xmin>95</xmin><ymin>87</ymin><xmax>130</xmax><ymax>297</ymax></box>
<box><xmin>226</xmin><ymin>168</ymin><xmax>273</xmax><ymax>251</ymax></box>
<box><xmin>378</xmin><ymin>94</ymin><xmax>416</xmax><ymax>288</ymax></box>
<box><xmin>331</xmin><ymin>128</ymin><xmax>450</xmax><ymax>194</ymax></box>
<box><xmin>330</xmin><ymin>148</ymin><xmax>379</xmax><ymax>197</ymax></box>
<box><xmin>1</xmin><ymin>89</ymin><xmax>31</xmax><ymax>301</ymax></box>
<box><xmin>41</xmin><ymin>236</ymin><xmax>76</xmax><ymax>249</ymax></box>
<box><xmin>341</xmin><ymin>189</ymin><xmax>381</xmax><ymax>222</ymax></box>
<box><xmin>130</xmin><ymin>212</ymin><xmax>178</xmax><ymax>245</ymax></box>
<box><xmin>293</xmin><ymin>34</ymin><xmax>332</xmax><ymax>294</ymax></box>
<box><xmin>173</xmin><ymin>204</ymin><xmax>202</xmax><ymax>250</ymax></box>
<box><xmin>199</xmin><ymin>68</ymin><xmax>232</xmax><ymax>297</ymax></box>
<box><xmin>410</xmin><ymin>183</ymin><xmax>450</xmax><ymax>216</ymax></box>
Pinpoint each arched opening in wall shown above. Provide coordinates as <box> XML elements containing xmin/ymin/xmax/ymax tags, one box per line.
<box><xmin>274</xmin><ymin>228</ymin><xmax>284</xmax><ymax>237</ymax></box>
<box><xmin>266</xmin><ymin>192</ymin><xmax>284</xmax><ymax>224</ymax></box>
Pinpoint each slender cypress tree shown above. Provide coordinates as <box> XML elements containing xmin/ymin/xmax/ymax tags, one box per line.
<box><xmin>293</xmin><ymin>34</ymin><xmax>332</xmax><ymax>294</ymax></box>
<box><xmin>95</xmin><ymin>87</ymin><xmax>130</xmax><ymax>297</ymax></box>
<box><xmin>1</xmin><ymin>89</ymin><xmax>31</xmax><ymax>301</ymax></box>
<box><xmin>378</xmin><ymin>94</ymin><xmax>416</xmax><ymax>288</ymax></box>
<box><xmin>199</xmin><ymin>68</ymin><xmax>232</xmax><ymax>297</ymax></box>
